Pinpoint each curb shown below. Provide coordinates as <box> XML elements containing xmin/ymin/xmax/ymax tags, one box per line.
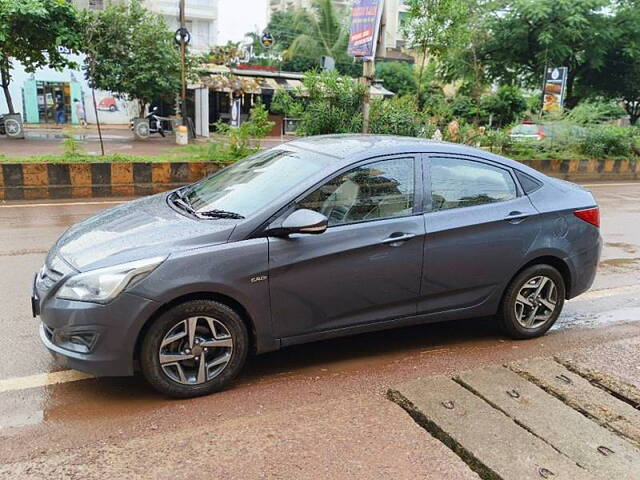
<box><xmin>0</xmin><ymin>162</ymin><xmax>223</xmax><ymax>201</ymax></box>
<box><xmin>0</xmin><ymin>158</ymin><xmax>638</xmax><ymax>201</ymax></box>
<box><xmin>519</xmin><ymin>158</ymin><xmax>640</xmax><ymax>181</ymax></box>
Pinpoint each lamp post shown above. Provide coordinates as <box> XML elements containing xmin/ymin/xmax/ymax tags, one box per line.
<box><xmin>179</xmin><ymin>0</ymin><xmax>187</xmax><ymax>127</ymax></box>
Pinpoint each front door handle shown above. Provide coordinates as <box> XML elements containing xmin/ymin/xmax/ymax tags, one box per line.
<box><xmin>381</xmin><ymin>233</ymin><xmax>416</xmax><ymax>245</ymax></box>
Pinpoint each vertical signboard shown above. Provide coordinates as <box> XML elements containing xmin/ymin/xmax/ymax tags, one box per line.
<box><xmin>542</xmin><ymin>67</ymin><xmax>568</xmax><ymax>112</ymax></box>
<box><xmin>347</xmin><ymin>0</ymin><xmax>385</xmax><ymax>59</ymax></box>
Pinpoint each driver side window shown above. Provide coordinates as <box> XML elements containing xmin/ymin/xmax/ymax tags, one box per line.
<box><xmin>298</xmin><ymin>158</ymin><xmax>415</xmax><ymax>226</ymax></box>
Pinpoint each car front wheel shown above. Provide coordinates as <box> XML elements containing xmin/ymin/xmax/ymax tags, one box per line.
<box><xmin>498</xmin><ymin>264</ymin><xmax>565</xmax><ymax>339</ymax></box>
<box><xmin>140</xmin><ymin>300</ymin><xmax>248</xmax><ymax>398</ymax></box>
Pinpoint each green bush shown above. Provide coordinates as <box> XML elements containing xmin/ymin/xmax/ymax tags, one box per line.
<box><xmin>375</xmin><ymin>62</ymin><xmax>417</xmax><ymax>96</ymax></box>
<box><xmin>578</xmin><ymin>125</ymin><xmax>635</xmax><ymax>157</ymax></box>
<box><xmin>480</xmin><ymin>86</ymin><xmax>527</xmax><ymax>128</ymax></box>
<box><xmin>213</xmin><ymin>101</ymin><xmax>275</xmax><ymax>158</ymax></box>
<box><xmin>449</xmin><ymin>95</ymin><xmax>486</xmax><ymax>124</ymax></box>
<box><xmin>297</xmin><ymin>70</ymin><xmax>366</xmax><ymax>135</ymax></box>
<box><xmin>566</xmin><ymin>100</ymin><xmax>627</xmax><ymax>125</ymax></box>
<box><xmin>369</xmin><ymin>96</ymin><xmax>424</xmax><ymax>136</ymax></box>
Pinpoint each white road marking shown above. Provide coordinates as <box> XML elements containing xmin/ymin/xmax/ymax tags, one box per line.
<box><xmin>0</xmin><ymin>200</ymin><xmax>125</xmax><ymax>209</ymax></box>
<box><xmin>0</xmin><ymin>370</ymin><xmax>93</xmax><ymax>394</ymax></box>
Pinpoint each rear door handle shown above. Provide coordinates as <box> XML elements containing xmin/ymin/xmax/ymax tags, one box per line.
<box><xmin>505</xmin><ymin>211</ymin><xmax>531</xmax><ymax>223</ymax></box>
<box><xmin>381</xmin><ymin>233</ymin><xmax>416</xmax><ymax>245</ymax></box>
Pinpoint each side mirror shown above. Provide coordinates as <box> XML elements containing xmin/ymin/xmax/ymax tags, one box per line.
<box><xmin>267</xmin><ymin>209</ymin><xmax>328</xmax><ymax>236</ymax></box>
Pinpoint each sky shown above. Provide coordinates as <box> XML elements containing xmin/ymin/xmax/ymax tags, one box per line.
<box><xmin>217</xmin><ymin>0</ymin><xmax>268</xmax><ymax>45</ymax></box>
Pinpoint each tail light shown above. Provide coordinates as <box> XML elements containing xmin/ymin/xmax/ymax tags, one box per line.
<box><xmin>537</xmin><ymin>126</ymin><xmax>545</xmax><ymax>140</ymax></box>
<box><xmin>574</xmin><ymin>207</ymin><xmax>600</xmax><ymax>228</ymax></box>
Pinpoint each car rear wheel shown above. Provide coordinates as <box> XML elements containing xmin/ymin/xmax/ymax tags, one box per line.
<box><xmin>498</xmin><ymin>264</ymin><xmax>565</xmax><ymax>339</ymax></box>
<box><xmin>140</xmin><ymin>300</ymin><xmax>248</xmax><ymax>398</ymax></box>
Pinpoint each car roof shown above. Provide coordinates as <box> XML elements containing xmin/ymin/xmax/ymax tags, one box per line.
<box><xmin>284</xmin><ymin>134</ymin><xmax>542</xmax><ymax>178</ymax></box>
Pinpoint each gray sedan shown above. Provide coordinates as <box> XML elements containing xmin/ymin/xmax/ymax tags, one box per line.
<box><xmin>32</xmin><ymin>135</ymin><xmax>601</xmax><ymax>397</ymax></box>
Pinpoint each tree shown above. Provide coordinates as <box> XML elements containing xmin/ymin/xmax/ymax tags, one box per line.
<box><xmin>402</xmin><ymin>0</ymin><xmax>472</xmax><ymax>102</ymax></box>
<box><xmin>284</xmin><ymin>0</ymin><xmax>357</xmax><ymax>76</ymax></box>
<box><xmin>0</xmin><ymin>0</ymin><xmax>81</xmax><ymax>113</ymax></box>
<box><xmin>481</xmin><ymin>0</ymin><xmax>612</xmax><ymax>107</ymax></box>
<box><xmin>375</xmin><ymin>62</ymin><xmax>417</xmax><ymax>96</ymax></box>
<box><xmin>82</xmin><ymin>0</ymin><xmax>181</xmax><ymax>116</ymax></box>
<box><xmin>579</xmin><ymin>1</ymin><xmax>640</xmax><ymax>124</ymax></box>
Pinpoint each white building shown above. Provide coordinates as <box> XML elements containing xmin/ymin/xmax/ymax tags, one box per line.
<box><xmin>74</xmin><ymin>0</ymin><xmax>218</xmax><ymax>51</ymax></box>
<box><xmin>145</xmin><ymin>0</ymin><xmax>218</xmax><ymax>52</ymax></box>
<box><xmin>0</xmin><ymin>0</ymin><xmax>218</xmax><ymax>124</ymax></box>
<box><xmin>267</xmin><ymin>0</ymin><xmax>351</xmax><ymax>19</ymax></box>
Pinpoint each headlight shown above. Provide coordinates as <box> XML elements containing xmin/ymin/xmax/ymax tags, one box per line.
<box><xmin>56</xmin><ymin>256</ymin><xmax>166</xmax><ymax>304</ymax></box>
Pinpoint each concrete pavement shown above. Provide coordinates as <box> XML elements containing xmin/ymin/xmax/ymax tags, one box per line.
<box><xmin>0</xmin><ymin>182</ymin><xmax>639</xmax><ymax>478</ymax></box>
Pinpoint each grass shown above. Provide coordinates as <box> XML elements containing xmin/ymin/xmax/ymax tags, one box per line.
<box><xmin>0</xmin><ymin>142</ymin><xmax>245</xmax><ymax>164</ymax></box>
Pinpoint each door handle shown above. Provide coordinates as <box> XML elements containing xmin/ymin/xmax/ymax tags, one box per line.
<box><xmin>505</xmin><ymin>211</ymin><xmax>531</xmax><ymax>223</ymax></box>
<box><xmin>381</xmin><ymin>233</ymin><xmax>416</xmax><ymax>245</ymax></box>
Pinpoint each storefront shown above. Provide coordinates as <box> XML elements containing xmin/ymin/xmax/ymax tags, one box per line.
<box><xmin>1</xmin><ymin>52</ymin><xmax>137</xmax><ymax>125</ymax></box>
<box><xmin>189</xmin><ymin>65</ymin><xmax>394</xmax><ymax>137</ymax></box>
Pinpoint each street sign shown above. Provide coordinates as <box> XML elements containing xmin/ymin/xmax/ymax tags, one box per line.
<box><xmin>261</xmin><ymin>31</ymin><xmax>274</xmax><ymax>49</ymax></box>
<box><xmin>542</xmin><ymin>67</ymin><xmax>568</xmax><ymax>112</ymax></box>
<box><xmin>347</xmin><ymin>0</ymin><xmax>385</xmax><ymax>58</ymax></box>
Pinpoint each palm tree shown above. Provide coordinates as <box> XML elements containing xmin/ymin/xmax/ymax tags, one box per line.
<box><xmin>285</xmin><ymin>0</ymin><xmax>350</xmax><ymax>66</ymax></box>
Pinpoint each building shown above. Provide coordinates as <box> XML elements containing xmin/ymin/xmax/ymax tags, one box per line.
<box><xmin>381</xmin><ymin>0</ymin><xmax>409</xmax><ymax>51</ymax></box>
<box><xmin>143</xmin><ymin>0</ymin><xmax>218</xmax><ymax>52</ymax></box>
<box><xmin>267</xmin><ymin>0</ymin><xmax>411</xmax><ymax>60</ymax></box>
<box><xmin>72</xmin><ymin>0</ymin><xmax>218</xmax><ymax>51</ymax></box>
<box><xmin>267</xmin><ymin>0</ymin><xmax>351</xmax><ymax>19</ymax></box>
<box><xmin>0</xmin><ymin>0</ymin><xmax>218</xmax><ymax>125</ymax></box>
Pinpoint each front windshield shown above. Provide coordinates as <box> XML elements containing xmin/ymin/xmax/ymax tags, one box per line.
<box><xmin>183</xmin><ymin>148</ymin><xmax>330</xmax><ymax>218</ymax></box>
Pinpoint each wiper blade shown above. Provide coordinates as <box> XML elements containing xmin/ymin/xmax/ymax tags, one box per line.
<box><xmin>170</xmin><ymin>190</ymin><xmax>195</xmax><ymax>214</ymax></box>
<box><xmin>197</xmin><ymin>209</ymin><xmax>245</xmax><ymax>219</ymax></box>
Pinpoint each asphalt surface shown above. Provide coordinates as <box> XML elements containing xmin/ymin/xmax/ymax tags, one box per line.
<box><xmin>0</xmin><ymin>182</ymin><xmax>639</xmax><ymax>478</ymax></box>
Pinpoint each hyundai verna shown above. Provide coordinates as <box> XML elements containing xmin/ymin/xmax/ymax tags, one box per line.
<box><xmin>32</xmin><ymin>135</ymin><xmax>601</xmax><ymax>397</ymax></box>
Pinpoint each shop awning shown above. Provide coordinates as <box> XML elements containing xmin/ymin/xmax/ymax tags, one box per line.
<box><xmin>370</xmin><ymin>84</ymin><xmax>395</xmax><ymax>98</ymax></box>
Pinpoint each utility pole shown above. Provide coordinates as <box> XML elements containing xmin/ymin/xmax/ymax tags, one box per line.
<box><xmin>361</xmin><ymin>59</ymin><xmax>374</xmax><ymax>134</ymax></box>
<box><xmin>179</xmin><ymin>0</ymin><xmax>187</xmax><ymax>126</ymax></box>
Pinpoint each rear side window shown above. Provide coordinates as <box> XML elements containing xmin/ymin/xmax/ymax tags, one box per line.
<box><xmin>514</xmin><ymin>170</ymin><xmax>543</xmax><ymax>194</ymax></box>
<box><xmin>430</xmin><ymin>158</ymin><xmax>517</xmax><ymax>211</ymax></box>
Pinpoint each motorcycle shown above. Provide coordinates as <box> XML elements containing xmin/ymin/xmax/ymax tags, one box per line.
<box><xmin>130</xmin><ymin>106</ymin><xmax>169</xmax><ymax>138</ymax></box>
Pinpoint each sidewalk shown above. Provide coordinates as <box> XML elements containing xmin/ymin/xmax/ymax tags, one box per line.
<box><xmin>1</xmin><ymin>126</ymin><xmax>291</xmax><ymax>158</ymax></box>
<box><xmin>390</xmin><ymin>336</ymin><xmax>640</xmax><ymax>479</ymax></box>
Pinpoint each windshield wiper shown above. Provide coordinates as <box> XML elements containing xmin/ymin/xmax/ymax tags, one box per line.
<box><xmin>197</xmin><ymin>209</ymin><xmax>245</xmax><ymax>220</ymax></box>
<box><xmin>170</xmin><ymin>189</ymin><xmax>195</xmax><ymax>215</ymax></box>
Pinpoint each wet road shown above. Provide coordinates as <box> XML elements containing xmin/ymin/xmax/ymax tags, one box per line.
<box><xmin>1</xmin><ymin>182</ymin><xmax>639</xmax><ymax>478</ymax></box>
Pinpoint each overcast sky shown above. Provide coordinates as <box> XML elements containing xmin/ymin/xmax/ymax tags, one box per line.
<box><xmin>217</xmin><ymin>0</ymin><xmax>268</xmax><ymax>44</ymax></box>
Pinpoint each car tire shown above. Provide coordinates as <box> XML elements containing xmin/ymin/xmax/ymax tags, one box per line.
<box><xmin>140</xmin><ymin>300</ymin><xmax>249</xmax><ymax>398</ymax></box>
<box><xmin>498</xmin><ymin>264</ymin><xmax>565</xmax><ymax>339</ymax></box>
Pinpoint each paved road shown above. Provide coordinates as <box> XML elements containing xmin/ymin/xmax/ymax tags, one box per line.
<box><xmin>0</xmin><ymin>182</ymin><xmax>639</xmax><ymax>478</ymax></box>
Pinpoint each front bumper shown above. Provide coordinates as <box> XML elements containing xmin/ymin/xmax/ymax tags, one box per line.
<box><xmin>36</xmin><ymin>290</ymin><xmax>160</xmax><ymax>377</ymax></box>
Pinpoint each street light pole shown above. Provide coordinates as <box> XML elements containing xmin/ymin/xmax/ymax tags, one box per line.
<box><xmin>179</xmin><ymin>0</ymin><xmax>187</xmax><ymax>127</ymax></box>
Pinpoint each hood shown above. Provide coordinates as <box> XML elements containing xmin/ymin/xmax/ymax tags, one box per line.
<box><xmin>48</xmin><ymin>193</ymin><xmax>237</xmax><ymax>270</ymax></box>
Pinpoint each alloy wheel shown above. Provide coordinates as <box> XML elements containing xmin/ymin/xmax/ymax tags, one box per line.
<box><xmin>514</xmin><ymin>275</ymin><xmax>558</xmax><ymax>329</ymax></box>
<box><xmin>159</xmin><ymin>316</ymin><xmax>233</xmax><ymax>385</ymax></box>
